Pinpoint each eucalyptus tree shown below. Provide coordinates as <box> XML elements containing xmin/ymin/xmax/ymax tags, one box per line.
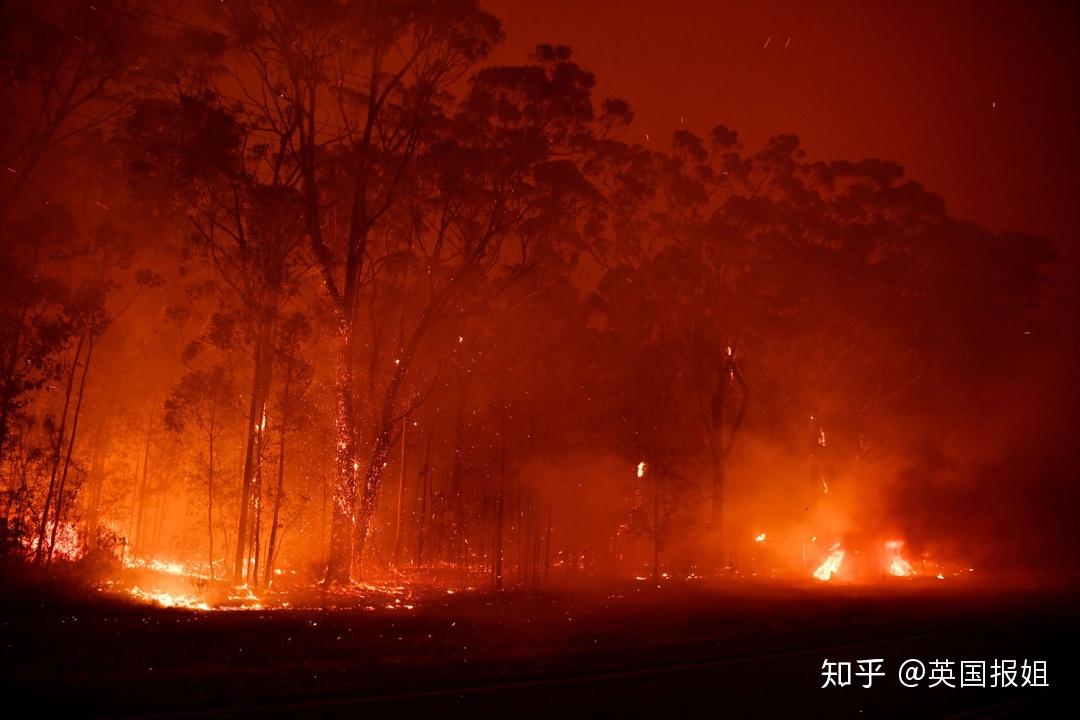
<box><xmin>124</xmin><ymin>90</ymin><xmax>310</xmax><ymax>581</ymax></box>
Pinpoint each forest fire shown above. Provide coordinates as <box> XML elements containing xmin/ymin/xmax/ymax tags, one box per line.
<box><xmin>886</xmin><ymin>540</ymin><xmax>915</xmax><ymax>578</ymax></box>
<box><xmin>1</xmin><ymin>0</ymin><xmax>1076</xmax><ymax>716</ymax></box>
<box><xmin>813</xmin><ymin>544</ymin><xmax>846</xmax><ymax>582</ymax></box>
<box><xmin>1</xmin><ymin>0</ymin><xmax>1054</xmax><ymax>601</ymax></box>
<box><xmin>127</xmin><ymin>586</ymin><xmax>211</xmax><ymax>612</ymax></box>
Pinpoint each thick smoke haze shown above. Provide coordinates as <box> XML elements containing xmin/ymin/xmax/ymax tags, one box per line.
<box><xmin>1</xmin><ymin>0</ymin><xmax>1077</xmax><ymax>596</ymax></box>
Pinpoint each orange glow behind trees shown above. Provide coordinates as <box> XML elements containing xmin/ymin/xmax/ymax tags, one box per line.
<box><xmin>0</xmin><ymin>1</ymin><xmax>1076</xmax><ymax>608</ymax></box>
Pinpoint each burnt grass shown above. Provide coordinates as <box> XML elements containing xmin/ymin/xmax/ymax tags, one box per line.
<box><xmin>2</xmin><ymin>569</ymin><xmax>1078</xmax><ymax>718</ymax></box>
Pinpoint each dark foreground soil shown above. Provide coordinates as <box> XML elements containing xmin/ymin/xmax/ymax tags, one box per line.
<box><xmin>2</xmin><ymin>576</ymin><xmax>1078</xmax><ymax>718</ymax></box>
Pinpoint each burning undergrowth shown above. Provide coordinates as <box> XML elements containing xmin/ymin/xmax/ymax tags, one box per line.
<box><xmin>102</xmin><ymin>558</ymin><xmax>436</xmax><ymax>613</ymax></box>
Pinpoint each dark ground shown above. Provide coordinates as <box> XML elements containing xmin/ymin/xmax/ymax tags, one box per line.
<box><xmin>2</xmin><ymin>575</ymin><xmax>1078</xmax><ymax>718</ymax></box>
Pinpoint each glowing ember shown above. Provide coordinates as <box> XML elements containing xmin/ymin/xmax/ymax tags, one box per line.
<box><xmin>754</xmin><ymin>533</ymin><xmax>766</xmax><ymax>542</ymax></box>
<box><xmin>813</xmin><ymin>543</ymin><xmax>845</xmax><ymax>581</ymax></box>
<box><xmin>885</xmin><ymin>539</ymin><xmax>914</xmax><ymax>577</ymax></box>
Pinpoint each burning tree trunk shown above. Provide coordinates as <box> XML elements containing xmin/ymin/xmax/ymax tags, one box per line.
<box><xmin>326</xmin><ymin>319</ymin><xmax>359</xmax><ymax>584</ymax></box>
<box><xmin>233</xmin><ymin>323</ymin><xmax>274</xmax><ymax>582</ymax></box>
<box><xmin>351</xmin><ymin>306</ymin><xmax>440</xmax><ymax>579</ymax></box>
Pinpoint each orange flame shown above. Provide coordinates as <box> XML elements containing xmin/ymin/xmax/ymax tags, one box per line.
<box><xmin>813</xmin><ymin>543</ymin><xmax>845</xmax><ymax>581</ymax></box>
<box><xmin>885</xmin><ymin>539</ymin><xmax>914</xmax><ymax>577</ymax></box>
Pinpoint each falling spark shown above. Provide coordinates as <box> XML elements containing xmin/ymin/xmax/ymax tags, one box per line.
<box><xmin>784</xmin><ymin>36</ymin><xmax>791</xmax><ymax>48</ymax></box>
<box><xmin>763</xmin><ymin>35</ymin><xmax>771</xmax><ymax>49</ymax></box>
<box><xmin>754</xmin><ymin>532</ymin><xmax>766</xmax><ymax>542</ymax></box>
<box><xmin>636</xmin><ymin>461</ymin><xmax>646</xmax><ymax>478</ymax></box>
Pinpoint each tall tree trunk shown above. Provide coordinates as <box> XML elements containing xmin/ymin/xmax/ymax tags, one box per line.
<box><xmin>351</xmin><ymin>293</ymin><xmax>448</xmax><ymax>580</ymax></box>
<box><xmin>264</xmin><ymin>361</ymin><xmax>292</xmax><ymax>588</ymax></box>
<box><xmin>48</xmin><ymin>333</ymin><xmax>94</xmax><ymax>563</ymax></box>
<box><xmin>133</xmin><ymin>408</ymin><xmax>154</xmax><ymax>558</ymax></box>
<box><xmin>34</xmin><ymin>333</ymin><xmax>84</xmax><ymax>565</ymax></box>
<box><xmin>326</xmin><ymin>322</ymin><xmax>358</xmax><ymax>583</ymax></box>
<box><xmin>207</xmin><ymin>417</ymin><xmax>215</xmax><ymax>583</ymax></box>
<box><xmin>492</xmin><ymin>403</ymin><xmax>507</xmax><ymax>591</ymax></box>
<box><xmin>249</xmin><ymin>417</ymin><xmax>265</xmax><ymax>586</ymax></box>
<box><xmin>351</xmin><ymin>349</ymin><xmax>412</xmax><ymax>580</ymax></box>
<box><xmin>708</xmin><ymin>426</ymin><xmax>725</xmax><ymax>565</ymax></box>
<box><xmin>352</xmin><ymin>424</ymin><xmax>394</xmax><ymax>580</ymax></box>
<box><xmin>543</xmin><ymin>500</ymin><xmax>552</xmax><ymax>586</ymax></box>
<box><xmin>449</xmin><ymin>379</ymin><xmax>468</xmax><ymax>580</ymax></box>
<box><xmin>415</xmin><ymin>422</ymin><xmax>434</xmax><ymax>568</ymax></box>
<box><xmin>392</xmin><ymin>419</ymin><xmax>407</xmax><ymax>568</ymax></box>
<box><xmin>83</xmin><ymin>426</ymin><xmax>107</xmax><ymax>539</ymax></box>
<box><xmin>151</xmin><ymin>472</ymin><xmax>168</xmax><ymax>556</ymax></box>
<box><xmin>0</xmin><ymin>288</ymin><xmax>29</xmax><ymax>466</ymax></box>
<box><xmin>652</xmin><ymin>471</ymin><xmax>661</xmax><ymax>585</ymax></box>
<box><xmin>233</xmin><ymin>324</ymin><xmax>274</xmax><ymax>581</ymax></box>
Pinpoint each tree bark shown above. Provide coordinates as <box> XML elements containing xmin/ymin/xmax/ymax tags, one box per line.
<box><xmin>492</xmin><ymin>402</ymin><xmax>507</xmax><ymax>590</ymax></box>
<box><xmin>415</xmin><ymin>422</ymin><xmax>434</xmax><ymax>568</ymax></box>
<box><xmin>48</xmin><ymin>332</ymin><xmax>94</xmax><ymax>563</ymax></box>
<box><xmin>326</xmin><ymin>322</ymin><xmax>358</xmax><ymax>583</ymax></box>
<box><xmin>264</xmin><ymin>361</ymin><xmax>292</xmax><ymax>588</ymax></box>
<box><xmin>233</xmin><ymin>322</ymin><xmax>274</xmax><ymax>582</ymax></box>
<box><xmin>34</xmin><ymin>332</ymin><xmax>84</xmax><ymax>565</ymax></box>
<box><xmin>207</xmin><ymin>417</ymin><xmax>215</xmax><ymax>583</ymax></box>
<box><xmin>392</xmin><ymin>419</ymin><xmax>407</xmax><ymax>568</ymax></box>
<box><xmin>133</xmin><ymin>407</ymin><xmax>154</xmax><ymax>558</ymax></box>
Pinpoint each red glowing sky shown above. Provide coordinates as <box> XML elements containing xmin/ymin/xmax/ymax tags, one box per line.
<box><xmin>486</xmin><ymin>0</ymin><xmax>1080</xmax><ymax>264</ymax></box>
